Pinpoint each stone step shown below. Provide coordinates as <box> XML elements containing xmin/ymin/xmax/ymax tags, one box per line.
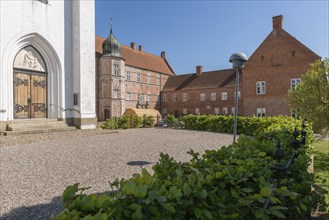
<box><xmin>1</xmin><ymin>127</ymin><xmax>76</xmax><ymax>136</ymax></box>
<box><xmin>6</xmin><ymin>119</ymin><xmax>69</xmax><ymax>131</ymax></box>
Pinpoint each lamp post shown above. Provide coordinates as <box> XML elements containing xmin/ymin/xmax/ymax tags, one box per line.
<box><xmin>229</xmin><ymin>52</ymin><xmax>248</xmax><ymax>142</ymax></box>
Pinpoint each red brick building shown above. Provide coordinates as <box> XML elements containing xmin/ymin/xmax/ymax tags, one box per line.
<box><xmin>161</xmin><ymin>15</ymin><xmax>320</xmax><ymax>117</ymax></box>
<box><xmin>95</xmin><ymin>30</ymin><xmax>175</xmax><ymax>120</ymax></box>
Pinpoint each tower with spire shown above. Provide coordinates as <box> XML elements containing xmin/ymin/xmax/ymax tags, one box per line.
<box><xmin>102</xmin><ymin>18</ymin><xmax>121</xmax><ymax>57</ymax></box>
<box><xmin>97</xmin><ymin>17</ymin><xmax>126</xmax><ymax>119</ymax></box>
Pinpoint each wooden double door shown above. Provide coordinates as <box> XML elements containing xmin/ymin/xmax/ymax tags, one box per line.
<box><xmin>14</xmin><ymin>69</ymin><xmax>47</xmax><ymax>119</ymax></box>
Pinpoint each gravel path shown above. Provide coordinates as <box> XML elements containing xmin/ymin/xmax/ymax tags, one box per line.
<box><xmin>0</xmin><ymin>128</ymin><xmax>233</xmax><ymax>220</ymax></box>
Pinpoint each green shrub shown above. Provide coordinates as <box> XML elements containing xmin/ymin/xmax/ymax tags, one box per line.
<box><xmin>132</xmin><ymin>115</ymin><xmax>142</xmax><ymax>128</ymax></box>
<box><xmin>100</xmin><ymin>118</ymin><xmax>116</xmax><ymax>130</ymax></box>
<box><xmin>181</xmin><ymin>115</ymin><xmax>314</xmax><ymax>144</ymax></box>
<box><xmin>166</xmin><ymin>114</ymin><xmax>176</xmax><ymax>127</ymax></box>
<box><xmin>55</xmin><ymin>116</ymin><xmax>324</xmax><ymax>219</ymax></box>
<box><xmin>53</xmin><ymin>134</ymin><xmax>326</xmax><ymax>220</ymax></box>
<box><xmin>117</xmin><ymin>116</ymin><xmax>129</xmax><ymax>129</ymax></box>
<box><xmin>142</xmin><ymin>115</ymin><xmax>154</xmax><ymax>128</ymax></box>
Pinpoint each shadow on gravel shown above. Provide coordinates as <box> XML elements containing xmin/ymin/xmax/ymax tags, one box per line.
<box><xmin>127</xmin><ymin>160</ymin><xmax>152</xmax><ymax>166</ymax></box>
<box><xmin>0</xmin><ymin>196</ymin><xmax>62</xmax><ymax>220</ymax></box>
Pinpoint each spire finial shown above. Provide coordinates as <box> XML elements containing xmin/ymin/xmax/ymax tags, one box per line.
<box><xmin>110</xmin><ymin>17</ymin><xmax>113</xmax><ymax>34</ymax></box>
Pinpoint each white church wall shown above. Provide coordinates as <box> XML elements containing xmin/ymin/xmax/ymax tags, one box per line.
<box><xmin>0</xmin><ymin>0</ymin><xmax>96</xmax><ymax>129</ymax></box>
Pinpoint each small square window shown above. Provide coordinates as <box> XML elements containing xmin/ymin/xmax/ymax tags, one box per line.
<box><xmin>291</xmin><ymin>78</ymin><xmax>301</xmax><ymax>90</ymax></box>
<box><xmin>195</xmin><ymin>108</ymin><xmax>200</xmax><ymax>114</ymax></box>
<box><xmin>256</xmin><ymin>81</ymin><xmax>266</xmax><ymax>95</ymax></box>
<box><xmin>257</xmin><ymin>108</ymin><xmax>266</xmax><ymax>117</ymax></box>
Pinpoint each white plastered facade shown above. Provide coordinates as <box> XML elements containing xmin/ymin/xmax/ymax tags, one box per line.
<box><xmin>0</xmin><ymin>0</ymin><xmax>96</xmax><ymax>129</ymax></box>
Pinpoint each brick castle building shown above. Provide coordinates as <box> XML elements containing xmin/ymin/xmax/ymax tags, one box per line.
<box><xmin>95</xmin><ymin>26</ymin><xmax>175</xmax><ymax>120</ymax></box>
<box><xmin>161</xmin><ymin>15</ymin><xmax>320</xmax><ymax>117</ymax></box>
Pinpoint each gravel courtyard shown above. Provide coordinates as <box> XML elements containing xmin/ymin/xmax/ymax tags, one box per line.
<box><xmin>0</xmin><ymin>128</ymin><xmax>233</xmax><ymax>219</ymax></box>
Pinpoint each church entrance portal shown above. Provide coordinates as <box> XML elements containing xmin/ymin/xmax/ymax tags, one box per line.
<box><xmin>13</xmin><ymin>46</ymin><xmax>48</xmax><ymax>119</ymax></box>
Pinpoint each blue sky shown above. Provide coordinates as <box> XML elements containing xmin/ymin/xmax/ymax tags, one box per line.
<box><xmin>95</xmin><ymin>1</ymin><xmax>329</xmax><ymax>74</ymax></box>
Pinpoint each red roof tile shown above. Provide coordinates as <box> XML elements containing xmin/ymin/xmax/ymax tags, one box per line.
<box><xmin>96</xmin><ymin>36</ymin><xmax>175</xmax><ymax>76</ymax></box>
<box><xmin>162</xmin><ymin>69</ymin><xmax>239</xmax><ymax>91</ymax></box>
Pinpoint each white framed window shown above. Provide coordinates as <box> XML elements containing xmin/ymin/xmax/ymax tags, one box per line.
<box><xmin>210</xmin><ymin>93</ymin><xmax>216</xmax><ymax>101</ymax></box>
<box><xmin>231</xmin><ymin>107</ymin><xmax>235</xmax><ymax>115</ymax></box>
<box><xmin>183</xmin><ymin>108</ymin><xmax>187</xmax><ymax>115</ymax></box>
<box><xmin>291</xmin><ymin>78</ymin><xmax>301</xmax><ymax>90</ymax></box>
<box><xmin>156</xmin><ymin>74</ymin><xmax>160</xmax><ymax>85</ymax></box>
<box><xmin>147</xmin><ymin>73</ymin><xmax>151</xmax><ymax>84</ymax></box>
<box><xmin>136</xmin><ymin>73</ymin><xmax>141</xmax><ymax>82</ymax></box>
<box><xmin>200</xmin><ymin>93</ymin><xmax>205</xmax><ymax>101</ymax></box>
<box><xmin>256</xmin><ymin>81</ymin><xmax>266</xmax><ymax>94</ymax></box>
<box><xmin>195</xmin><ymin>108</ymin><xmax>200</xmax><ymax>114</ymax></box>
<box><xmin>126</xmin><ymin>92</ymin><xmax>131</xmax><ymax>100</ymax></box>
<box><xmin>221</xmin><ymin>92</ymin><xmax>227</xmax><ymax>100</ymax></box>
<box><xmin>147</xmin><ymin>92</ymin><xmax>151</xmax><ymax>102</ymax></box>
<box><xmin>162</xmin><ymin>108</ymin><xmax>167</xmax><ymax>115</ymax></box>
<box><xmin>113</xmin><ymin>64</ymin><xmax>120</xmax><ymax>75</ymax></box>
<box><xmin>257</xmin><ymin>108</ymin><xmax>266</xmax><ymax>117</ymax></box>
<box><xmin>113</xmin><ymin>89</ymin><xmax>119</xmax><ymax>98</ymax></box>
<box><xmin>137</xmin><ymin>93</ymin><xmax>142</xmax><ymax>101</ymax></box>
<box><xmin>223</xmin><ymin>107</ymin><xmax>228</xmax><ymax>115</ymax></box>
<box><xmin>162</xmin><ymin>94</ymin><xmax>168</xmax><ymax>102</ymax></box>
<box><xmin>182</xmin><ymin>93</ymin><xmax>188</xmax><ymax>102</ymax></box>
<box><xmin>126</xmin><ymin>71</ymin><xmax>131</xmax><ymax>81</ymax></box>
<box><xmin>214</xmin><ymin>108</ymin><xmax>219</xmax><ymax>115</ymax></box>
<box><xmin>234</xmin><ymin>91</ymin><xmax>241</xmax><ymax>99</ymax></box>
<box><xmin>173</xmin><ymin>94</ymin><xmax>177</xmax><ymax>102</ymax></box>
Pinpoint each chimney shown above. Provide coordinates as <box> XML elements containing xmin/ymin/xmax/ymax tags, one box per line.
<box><xmin>131</xmin><ymin>42</ymin><xmax>136</xmax><ymax>50</ymax></box>
<box><xmin>272</xmin><ymin>15</ymin><xmax>283</xmax><ymax>30</ymax></box>
<box><xmin>139</xmin><ymin>45</ymin><xmax>143</xmax><ymax>52</ymax></box>
<box><xmin>161</xmin><ymin>51</ymin><xmax>166</xmax><ymax>59</ymax></box>
<box><xmin>196</xmin><ymin>66</ymin><xmax>203</xmax><ymax>76</ymax></box>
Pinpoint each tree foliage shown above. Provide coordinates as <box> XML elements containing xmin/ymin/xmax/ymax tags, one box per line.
<box><xmin>288</xmin><ymin>58</ymin><xmax>329</xmax><ymax>133</ymax></box>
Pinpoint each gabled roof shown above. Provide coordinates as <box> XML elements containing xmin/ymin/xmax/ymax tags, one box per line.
<box><xmin>246</xmin><ymin>16</ymin><xmax>320</xmax><ymax>66</ymax></box>
<box><xmin>162</xmin><ymin>69</ymin><xmax>237</xmax><ymax>91</ymax></box>
<box><xmin>96</xmin><ymin>36</ymin><xmax>175</xmax><ymax>76</ymax></box>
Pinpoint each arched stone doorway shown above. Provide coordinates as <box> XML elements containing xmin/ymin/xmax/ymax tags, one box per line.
<box><xmin>13</xmin><ymin>46</ymin><xmax>47</xmax><ymax>119</ymax></box>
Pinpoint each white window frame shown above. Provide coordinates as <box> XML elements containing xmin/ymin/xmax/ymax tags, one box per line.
<box><xmin>113</xmin><ymin>89</ymin><xmax>120</xmax><ymax>98</ymax></box>
<box><xmin>182</xmin><ymin>93</ymin><xmax>188</xmax><ymax>102</ymax></box>
<box><xmin>173</xmin><ymin>94</ymin><xmax>177</xmax><ymax>102</ymax></box>
<box><xmin>126</xmin><ymin>71</ymin><xmax>131</xmax><ymax>81</ymax></box>
<box><xmin>234</xmin><ymin>91</ymin><xmax>241</xmax><ymax>99</ymax></box>
<box><xmin>290</xmin><ymin>78</ymin><xmax>301</xmax><ymax>90</ymax></box>
<box><xmin>214</xmin><ymin>108</ymin><xmax>219</xmax><ymax>115</ymax></box>
<box><xmin>223</xmin><ymin>107</ymin><xmax>228</xmax><ymax>115</ymax></box>
<box><xmin>113</xmin><ymin>64</ymin><xmax>120</xmax><ymax>76</ymax></box>
<box><xmin>221</xmin><ymin>92</ymin><xmax>227</xmax><ymax>100</ymax></box>
<box><xmin>256</xmin><ymin>81</ymin><xmax>266</xmax><ymax>95</ymax></box>
<box><xmin>257</xmin><ymin>108</ymin><xmax>266</xmax><ymax>117</ymax></box>
<box><xmin>195</xmin><ymin>108</ymin><xmax>200</xmax><ymax>114</ymax></box>
<box><xmin>231</xmin><ymin>107</ymin><xmax>235</xmax><ymax>115</ymax></box>
<box><xmin>162</xmin><ymin>94</ymin><xmax>168</xmax><ymax>102</ymax></box>
<box><xmin>210</xmin><ymin>93</ymin><xmax>216</xmax><ymax>101</ymax></box>
<box><xmin>126</xmin><ymin>92</ymin><xmax>131</xmax><ymax>100</ymax></box>
<box><xmin>136</xmin><ymin>73</ymin><xmax>141</xmax><ymax>82</ymax></box>
<box><xmin>183</xmin><ymin>108</ymin><xmax>187</xmax><ymax>115</ymax></box>
<box><xmin>200</xmin><ymin>93</ymin><xmax>205</xmax><ymax>101</ymax></box>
